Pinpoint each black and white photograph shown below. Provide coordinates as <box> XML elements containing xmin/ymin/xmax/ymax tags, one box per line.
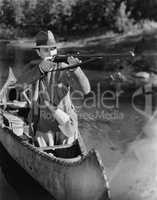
<box><xmin>0</xmin><ymin>0</ymin><xmax>157</xmax><ymax>200</ymax></box>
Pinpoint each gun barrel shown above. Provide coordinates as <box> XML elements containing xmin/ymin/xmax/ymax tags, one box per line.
<box><xmin>54</xmin><ymin>51</ymin><xmax>135</xmax><ymax>62</ymax></box>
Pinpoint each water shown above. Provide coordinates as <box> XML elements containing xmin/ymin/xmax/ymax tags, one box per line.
<box><xmin>0</xmin><ymin>41</ymin><xmax>153</xmax><ymax>199</ymax></box>
<box><xmin>0</xmin><ymin>42</ymin><xmax>55</xmax><ymax>199</ymax></box>
<box><xmin>0</xmin><ymin>144</ymin><xmax>53</xmax><ymax>200</ymax></box>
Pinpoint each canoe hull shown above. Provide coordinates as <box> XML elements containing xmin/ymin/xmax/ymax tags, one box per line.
<box><xmin>0</xmin><ymin>127</ymin><xmax>110</xmax><ymax>200</ymax></box>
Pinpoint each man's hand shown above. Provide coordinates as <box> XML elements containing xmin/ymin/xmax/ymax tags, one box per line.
<box><xmin>67</xmin><ymin>56</ymin><xmax>81</xmax><ymax>64</ymax></box>
<box><xmin>67</xmin><ymin>56</ymin><xmax>82</xmax><ymax>72</ymax></box>
<box><xmin>39</xmin><ymin>60</ymin><xmax>57</xmax><ymax>73</ymax></box>
<box><xmin>67</xmin><ymin>56</ymin><xmax>82</xmax><ymax>65</ymax></box>
<box><xmin>44</xmin><ymin>100</ymin><xmax>56</xmax><ymax>115</ymax></box>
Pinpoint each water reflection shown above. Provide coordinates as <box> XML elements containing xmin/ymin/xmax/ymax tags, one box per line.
<box><xmin>0</xmin><ymin>39</ymin><xmax>153</xmax><ymax>200</ymax></box>
<box><xmin>0</xmin><ymin>143</ymin><xmax>54</xmax><ymax>200</ymax></box>
<box><xmin>0</xmin><ymin>40</ymin><xmax>54</xmax><ymax>200</ymax></box>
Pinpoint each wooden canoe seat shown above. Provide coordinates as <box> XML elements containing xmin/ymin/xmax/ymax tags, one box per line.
<box><xmin>39</xmin><ymin>143</ymin><xmax>73</xmax><ymax>151</ymax></box>
<box><xmin>3</xmin><ymin>112</ymin><xmax>24</xmax><ymax>136</ymax></box>
<box><xmin>40</xmin><ymin>140</ymin><xmax>82</xmax><ymax>159</ymax></box>
<box><xmin>6</xmin><ymin>101</ymin><xmax>27</xmax><ymax>108</ymax></box>
<box><xmin>49</xmin><ymin>154</ymin><xmax>82</xmax><ymax>162</ymax></box>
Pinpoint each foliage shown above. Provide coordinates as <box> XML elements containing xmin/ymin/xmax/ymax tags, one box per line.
<box><xmin>0</xmin><ymin>23</ymin><xmax>16</xmax><ymax>39</ymax></box>
<box><xmin>127</xmin><ymin>0</ymin><xmax>157</xmax><ymax>20</ymax></box>
<box><xmin>115</xmin><ymin>1</ymin><xmax>135</xmax><ymax>33</ymax></box>
<box><xmin>0</xmin><ymin>0</ymin><xmax>15</xmax><ymax>26</ymax></box>
<box><xmin>67</xmin><ymin>0</ymin><xmax>116</xmax><ymax>34</ymax></box>
<box><xmin>0</xmin><ymin>0</ymin><xmax>157</xmax><ymax>38</ymax></box>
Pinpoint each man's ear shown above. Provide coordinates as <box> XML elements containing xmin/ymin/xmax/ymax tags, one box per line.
<box><xmin>36</xmin><ymin>49</ymin><xmax>40</xmax><ymax>57</ymax></box>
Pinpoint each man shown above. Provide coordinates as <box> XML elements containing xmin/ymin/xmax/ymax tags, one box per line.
<box><xmin>20</xmin><ymin>30</ymin><xmax>91</xmax><ymax>147</ymax></box>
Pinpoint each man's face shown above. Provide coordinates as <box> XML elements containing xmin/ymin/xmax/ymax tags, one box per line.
<box><xmin>36</xmin><ymin>47</ymin><xmax>57</xmax><ymax>60</ymax></box>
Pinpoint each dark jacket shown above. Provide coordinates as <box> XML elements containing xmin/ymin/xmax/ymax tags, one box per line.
<box><xmin>17</xmin><ymin>60</ymin><xmax>91</xmax><ymax>134</ymax></box>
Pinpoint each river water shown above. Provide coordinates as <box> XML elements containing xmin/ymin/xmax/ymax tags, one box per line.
<box><xmin>0</xmin><ymin>41</ymin><xmax>154</xmax><ymax>200</ymax></box>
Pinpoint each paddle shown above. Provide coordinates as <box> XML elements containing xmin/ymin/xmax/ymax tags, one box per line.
<box><xmin>0</xmin><ymin>67</ymin><xmax>17</xmax><ymax>106</ymax></box>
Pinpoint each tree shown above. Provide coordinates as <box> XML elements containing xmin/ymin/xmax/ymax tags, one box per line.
<box><xmin>127</xmin><ymin>0</ymin><xmax>157</xmax><ymax>20</ymax></box>
<box><xmin>65</xmin><ymin>0</ymin><xmax>116</xmax><ymax>35</ymax></box>
<box><xmin>0</xmin><ymin>0</ymin><xmax>16</xmax><ymax>26</ymax></box>
<box><xmin>115</xmin><ymin>1</ymin><xmax>134</xmax><ymax>32</ymax></box>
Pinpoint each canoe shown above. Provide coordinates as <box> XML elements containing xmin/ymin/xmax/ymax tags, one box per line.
<box><xmin>0</xmin><ymin>109</ymin><xmax>110</xmax><ymax>200</ymax></box>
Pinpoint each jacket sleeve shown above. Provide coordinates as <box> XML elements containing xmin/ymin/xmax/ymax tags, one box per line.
<box><xmin>17</xmin><ymin>60</ymin><xmax>41</xmax><ymax>85</ymax></box>
<box><xmin>69</xmin><ymin>67</ymin><xmax>91</xmax><ymax>95</ymax></box>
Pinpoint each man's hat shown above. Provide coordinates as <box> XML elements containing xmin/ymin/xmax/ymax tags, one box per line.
<box><xmin>34</xmin><ymin>30</ymin><xmax>56</xmax><ymax>48</ymax></box>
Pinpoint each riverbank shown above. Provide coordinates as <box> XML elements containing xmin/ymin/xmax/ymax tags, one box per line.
<box><xmin>1</xmin><ymin>29</ymin><xmax>157</xmax><ymax>200</ymax></box>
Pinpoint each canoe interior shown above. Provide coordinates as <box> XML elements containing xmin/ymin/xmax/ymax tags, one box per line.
<box><xmin>0</xmin><ymin>142</ymin><xmax>54</xmax><ymax>200</ymax></box>
<box><xmin>43</xmin><ymin>141</ymin><xmax>82</xmax><ymax>159</ymax></box>
<box><xmin>2</xmin><ymin>111</ymin><xmax>85</xmax><ymax>161</ymax></box>
<box><xmin>0</xmin><ymin>87</ymin><xmax>111</xmax><ymax>200</ymax></box>
<box><xmin>0</xmin><ymin>118</ymin><xmax>111</xmax><ymax>200</ymax></box>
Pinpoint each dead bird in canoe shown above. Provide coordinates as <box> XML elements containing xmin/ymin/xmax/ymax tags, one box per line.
<box><xmin>0</xmin><ymin>71</ymin><xmax>110</xmax><ymax>200</ymax></box>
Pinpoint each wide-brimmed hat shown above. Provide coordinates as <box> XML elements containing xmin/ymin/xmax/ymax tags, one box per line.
<box><xmin>34</xmin><ymin>30</ymin><xmax>57</xmax><ymax>48</ymax></box>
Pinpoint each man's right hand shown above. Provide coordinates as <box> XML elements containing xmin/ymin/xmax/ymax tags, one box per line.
<box><xmin>44</xmin><ymin>100</ymin><xmax>56</xmax><ymax>114</ymax></box>
<box><xmin>39</xmin><ymin>60</ymin><xmax>57</xmax><ymax>73</ymax></box>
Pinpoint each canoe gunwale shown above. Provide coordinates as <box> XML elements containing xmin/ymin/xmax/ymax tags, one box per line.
<box><xmin>0</xmin><ymin>125</ymin><xmax>111</xmax><ymax>200</ymax></box>
<box><xmin>1</xmin><ymin>126</ymin><xmax>100</xmax><ymax>167</ymax></box>
<box><xmin>94</xmin><ymin>150</ymin><xmax>111</xmax><ymax>199</ymax></box>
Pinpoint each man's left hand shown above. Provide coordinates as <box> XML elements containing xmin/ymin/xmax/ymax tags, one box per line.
<box><xmin>39</xmin><ymin>60</ymin><xmax>57</xmax><ymax>73</ymax></box>
<box><xmin>67</xmin><ymin>56</ymin><xmax>82</xmax><ymax>72</ymax></box>
<box><xmin>67</xmin><ymin>56</ymin><xmax>81</xmax><ymax>65</ymax></box>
